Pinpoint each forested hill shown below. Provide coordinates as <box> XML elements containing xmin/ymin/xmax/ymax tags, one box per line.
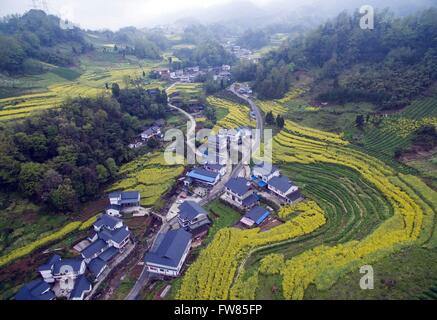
<box><xmin>0</xmin><ymin>10</ymin><xmax>88</xmax><ymax>75</ymax></box>
<box><xmin>250</xmin><ymin>8</ymin><xmax>437</xmax><ymax>110</ymax></box>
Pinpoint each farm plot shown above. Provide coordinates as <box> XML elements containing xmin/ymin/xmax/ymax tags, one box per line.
<box><xmin>108</xmin><ymin>153</ymin><xmax>184</xmax><ymax>208</ymax></box>
<box><xmin>207</xmin><ymin>97</ymin><xmax>256</xmax><ymax>132</ymax></box>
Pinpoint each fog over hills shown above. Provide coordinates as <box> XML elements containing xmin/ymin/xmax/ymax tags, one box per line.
<box><xmin>0</xmin><ymin>0</ymin><xmax>436</xmax><ymax>31</ymax></box>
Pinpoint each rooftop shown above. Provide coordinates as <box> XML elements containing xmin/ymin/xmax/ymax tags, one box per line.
<box><xmin>15</xmin><ymin>279</ymin><xmax>55</xmax><ymax>301</ymax></box>
<box><xmin>99</xmin><ymin>247</ymin><xmax>119</xmax><ymax>262</ymax></box>
<box><xmin>38</xmin><ymin>254</ymin><xmax>61</xmax><ymax>272</ymax></box>
<box><xmin>245</xmin><ymin>206</ymin><xmax>269</xmax><ymax>223</ymax></box>
<box><xmin>179</xmin><ymin>201</ymin><xmax>208</xmax><ymax>221</ymax></box>
<box><xmin>94</xmin><ymin>214</ymin><xmax>122</xmax><ymax>230</ymax></box>
<box><xmin>70</xmin><ymin>275</ymin><xmax>92</xmax><ymax>300</ymax></box>
<box><xmin>268</xmin><ymin>176</ymin><xmax>296</xmax><ymax>194</ymax></box>
<box><xmin>88</xmin><ymin>258</ymin><xmax>107</xmax><ymax>278</ymax></box>
<box><xmin>225</xmin><ymin>178</ymin><xmax>251</xmax><ymax>196</ymax></box>
<box><xmin>144</xmin><ymin>229</ymin><xmax>192</xmax><ymax>268</ymax></box>
<box><xmin>187</xmin><ymin>168</ymin><xmax>220</xmax><ymax>183</ymax></box>
<box><xmin>81</xmin><ymin>240</ymin><xmax>108</xmax><ymax>259</ymax></box>
<box><xmin>53</xmin><ymin>258</ymin><xmax>84</xmax><ymax>275</ymax></box>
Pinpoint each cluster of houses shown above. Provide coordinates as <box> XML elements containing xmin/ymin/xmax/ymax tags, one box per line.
<box><xmin>15</xmin><ymin>192</ymin><xmax>141</xmax><ymax>300</ymax></box>
<box><xmin>221</xmin><ymin>162</ymin><xmax>303</xmax><ymax>228</ymax></box>
<box><xmin>129</xmin><ymin>119</ymin><xmax>165</xmax><ymax>149</ymax></box>
<box><xmin>143</xmin><ymin>201</ymin><xmax>210</xmax><ymax>277</ymax></box>
<box><xmin>152</xmin><ymin>65</ymin><xmax>232</xmax><ymax>84</ymax></box>
<box><xmin>15</xmin><ymin>214</ymin><xmax>132</xmax><ymax>300</ymax></box>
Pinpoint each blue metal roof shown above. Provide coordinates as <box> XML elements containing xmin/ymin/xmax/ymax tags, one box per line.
<box><xmin>38</xmin><ymin>254</ymin><xmax>61</xmax><ymax>272</ymax></box>
<box><xmin>70</xmin><ymin>275</ymin><xmax>92</xmax><ymax>300</ymax></box>
<box><xmin>144</xmin><ymin>229</ymin><xmax>192</xmax><ymax>268</ymax></box>
<box><xmin>94</xmin><ymin>215</ymin><xmax>121</xmax><ymax>230</ymax></box>
<box><xmin>268</xmin><ymin>176</ymin><xmax>295</xmax><ymax>193</ymax></box>
<box><xmin>98</xmin><ymin>247</ymin><xmax>119</xmax><ymax>262</ymax></box>
<box><xmin>15</xmin><ymin>279</ymin><xmax>55</xmax><ymax>301</ymax></box>
<box><xmin>187</xmin><ymin>168</ymin><xmax>219</xmax><ymax>183</ymax></box>
<box><xmin>81</xmin><ymin>240</ymin><xmax>108</xmax><ymax>259</ymax></box>
<box><xmin>245</xmin><ymin>206</ymin><xmax>270</xmax><ymax>225</ymax></box>
<box><xmin>88</xmin><ymin>258</ymin><xmax>107</xmax><ymax>277</ymax></box>
<box><xmin>225</xmin><ymin>178</ymin><xmax>251</xmax><ymax>196</ymax></box>
<box><xmin>179</xmin><ymin>201</ymin><xmax>207</xmax><ymax>221</ymax></box>
<box><xmin>110</xmin><ymin>227</ymin><xmax>131</xmax><ymax>244</ymax></box>
<box><xmin>242</xmin><ymin>193</ymin><xmax>259</xmax><ymax>207</ymax></box>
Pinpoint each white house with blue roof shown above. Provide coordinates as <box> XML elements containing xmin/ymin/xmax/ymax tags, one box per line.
<box><xmin>38</xmin><ymin>254</ymin><xmax>61</xmax><ymax>283</ymax></box>
<box><xmin>186</xmin><ymin>168</ymin><xmax>221</xmax><ymax>186</ymax></box>
<box><xmin>144</xmin><ymin>229</ymin><xmax>192</xmax><ymax>277</ymax></box>
<box><xmin>240</xmin><ymin>206</ymin><xmax>270</xmax><ymax>228</ymax></box>
<box><xmin>107</xmin><ymin>191</ymin><xmax>141</xmax><ymax>216</ymax></box>
<box><xmin>177</xmin><ymin>201</ymin><xmax>211</xmax><ymax>232</ymax></box>
<box><xmin>252</xmin><ymin>162</ymin><xmax>280</xmax><ymax>183</ymax></box>
<box><xmin>267</xmin><ymin>176</ymin><xmax>302</xmax><ymax>204</ymax></box>
<box><xmin>70</xmin><ymin>275</ymin><xmax>92</xmax><ymax>300</ymax></box>
<box><xmin>223</xmin><ymin>177</ymin><xmax>259</xmax><ymax>209</ymax></box>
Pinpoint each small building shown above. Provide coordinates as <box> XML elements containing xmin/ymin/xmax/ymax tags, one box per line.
<box><xmin>15</xmin><ymin>279</ymin><xmax>55</xmax><ymax>301</ymax></box>
<box><xmin>240</xmin><ymin>206</ymin><xmax>270</xmax><ymax>228</ymax></box>
<box><xmin>186</xmin><ymin>168</ymin><xmax>221</xmax><ymax>186</ymax></box>
<box><xmin>140</xmin><ymin>126</ymin><xmax>161</xmax><ymax>141</ymax></box>
<box><xmin>204</xmin><ymin>163</ymin><xmax>227</xmax><ymax>177</ymax></box>
<box><xmin>38</xmin><ymin>254</ymin><xmax>62</xmax><ymax>283</ymax></box>
<box><xmin>252</xmin><ymin>162</ymin><xmax>280</xmax><ymax>183</ymax></box>
<box><xmin>178</xmin><ymin>201</ymin><xmax>211</xmax><ymax>232</ymax></box>
<box><xmin>98</xmin><ymin>247</ymin><xmax>119</xmax><ymax>263</ymax></box>
<box><xmin>70</xmin><ymin>275</ymin><xmax>92</xmax><ymax>300</ymax></box>
<box><xmin>286</xmin><ymin>190</ymin><xmax>304</xmax><ymax>204</ymax></box>
<box><xmin>144</xmin><ymin>229</ymin><xmax>192</xmax><ymax>277</ymax></box>
<box><xmin>108</xmin><ymin>191</ymin><xmax>141</xmax><ymax>208</ymax></box>
<box><xmin>223</xmin><ymin>178</ymin><xmax>257</xmax><ymax>209</ymax></box>
<box><xmin>267</xmin><ymin>176</ymin><xmax>300</xmax><ymax>204</ymax></box>
<box><xmin>93</xmin><ymin>215</ymin><xmax>123</xmax><ymax>232</ymax></box>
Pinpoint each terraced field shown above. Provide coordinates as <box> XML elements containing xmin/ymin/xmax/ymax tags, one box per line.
<box><xmin>177</xmin><ymin>93</ymin><xmax>437</xmax><ymax>299</ymax></box>
<box><xmin>108</xmin><ymin>152</ymin><xmax>184</xmax><ymax>207</ymax></box>
<box><xmin>0</xmin><ymin>65</ymin><xmax>151</xmax><ymax>121</ymax></box>
<box><xmin>207</xmin><ymin>96</ymin><xmax>256</xmax><ymax>132</ymax></box>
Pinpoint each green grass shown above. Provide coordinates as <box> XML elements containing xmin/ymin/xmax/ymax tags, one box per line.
<box><xmin>112</xmin><ymin>275</ymin><xmax>136</xmax><ymax>300</ymax></box>
<box><xmin>204</xmin><ymin>200</ymin><xmax>242</xmax><ymax>245</ymax></box>
<box><xmin>304</xmin><ymin>247</ymin><xmax>437</xmax><ymax>300</ymax></box>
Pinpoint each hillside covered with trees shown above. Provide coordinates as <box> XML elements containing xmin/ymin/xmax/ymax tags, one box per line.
<box><xmin>247</xmin><ymin>8</ymin><xmax>437</xmax><ymax>109</ymax></box>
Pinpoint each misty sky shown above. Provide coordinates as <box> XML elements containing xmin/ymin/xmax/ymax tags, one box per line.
<box><xmin>0</xmin><ymin>0</ymin><xmax>435</xmax><ymax>30</ymax></box>
<box><xmin>0</xmin><ymin>0</ymin><xmax>277</xmax><ymax>30</ymax></box>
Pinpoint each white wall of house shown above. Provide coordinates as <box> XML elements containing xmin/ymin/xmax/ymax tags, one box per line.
<box><xmin>106</xmin><ymin>208</ymin><xmax>121</xmax><ymax>217</ymax></box>
<box><xmin>146</xmin><ymin>239</ymin><xmax>191</xmax><ymax>277</ymax></box>
<box><xmin>268</xmin><ymin>184</ymin><xmax>298</xmax><ymax>198</ymax></box>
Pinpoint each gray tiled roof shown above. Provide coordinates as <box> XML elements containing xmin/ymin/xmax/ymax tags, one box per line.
<box><xmin>88</xmin><ymin>258</ymin><xmax>107</xmax><ymax>278</ymax></box>
<box><xmin>94</xmin><ymin>215</ymin><xmax>121</xmax><ymax>230</ymax></box>
<box><xmin>245</xmin><ymin>206</ymin><xmax>269</xmax><ymax>222</ymax></box>
<box><xmin>53</xmin><ymin>258</ymin><xmax>84</xmax><ymax>275</ymax></box>
<box><xmin>81</xmin><ymin>240</ymin><xmax>108</xmax><ymax>259</ymax></box>
<box><xmin>38</xmin><ymin>254</ymin><xmax>61</xmax><ymax>272</ymax></box>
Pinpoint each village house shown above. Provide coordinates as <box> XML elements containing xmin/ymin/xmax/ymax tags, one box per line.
<box><xmin>204</xmin><ymin>163</ymin><xmax>227</xmax><ymax>177</ymax></box>
<box><xmin>38</xmin><ymin>254</ymin><xmax>62</xmax><ymax>283</ymax></box>
<box><xmin>185</xmin><ymin>168</ymin><xmax>221</xmax><ymax>186</ymax></box>
<box><xmin>252</xmin><ymin>162</ymin><xmax>281</xmax><ymax>184</ymax></box>
<box><xmin>240</xmin><ymin>206</ymin><xmax>270</xmax><ymax>228</ymax></box>
<box><xmin>140</xmin><ymin>126</ymin><xmax>162</xmax><ymax>141</ymax></box>
<box><xmin>93</xmin><ymin>215</ymin><xmax>124</xmax><ymax>233</ymax></box>
<box><xmin>144</xmin><ymin>229</ymin><xmax>192</xmax><ymax>277</ymax></box>
<box><xmin>108</xmin><ymin>191</ymin><xmax>141</xmax><ymax>212</ymax></box>
<box><xmin>223</xmin><ymin>178</ymin><xmax>259</xmax><ymax>209</ymax></box>
<box><xmin>177</xmin><ymin>201</ymin><xmax>211</xmax><ymax>232</ymax></box>
<box><xmin>267</xmin><ymin>176</ymin><xmax>303</xmax><ymax>204</ymax></box>
<box><xmin>88</xmin><ymin>258</ymin><xmax>108</xmax><ymax>281</ymax></box>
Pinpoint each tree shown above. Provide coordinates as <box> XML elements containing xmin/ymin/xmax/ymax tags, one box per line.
<box><xmin>48</xmin><ymin>179</ymin><xmax>78</xmax><ymax>212</ymax></box>
<box><xmin>18</xmin><ymin>162</ymin><xmax>46</xmax><ymax>198</ymax></box>
<box><xmin>276</xmin><ymin>115</ymin><xmax>285</xmax><ymax>129</ymax></box>
<box><xmin>266</xmin><ymin>111</ymin><xmax>275</xmax><ymax>125</ymax></box>
<box><xmin>105</xmin><ymin>158</ymin><xmax>118</xmax><ymax>178</ymax></box>
<box><xmin>355</xmin><ymin>115</ymin><xmax>365</xmax><ymax>128</ymax></box>
<box><xmin>111</xmin><ymin>83</ymin><xmax>120</xmax><ymax>97</ymax></box>
<box><xmin>147</xmin><ymin>137</ymin><xmax>160</xmax><ymax>149</ymax></box>
<box><xmin>96</xmin><ymin>164</ymin><xmax>110</xmax><ymax>183</ymax></box>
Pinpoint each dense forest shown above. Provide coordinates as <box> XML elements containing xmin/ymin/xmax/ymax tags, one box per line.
<box><xmin>0</xmin><ymin>10</ymin><xmax>89</xmax><ymax>75</ymax></box>
<box><xmin>0</xmin><ymin>88</ymin><xmax>168</xmax><ymax>213</ymax></box>
<box><xmin>245</xmin><ymin>8</ymin><xmax>437</xmax><ymax>109</ymax></box>
<box><xmin>237</xmin><ymin>29</ymin><xmax>270</xmax><ymax>49</ymax></box>
<box><xmin>172</xmin><ymin>41</ymin><xmax>236</xmax><ymax>68</ymax></box>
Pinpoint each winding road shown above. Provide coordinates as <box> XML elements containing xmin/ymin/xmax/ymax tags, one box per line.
<box><xmin>125</xmin><ymin>82</ymin><xmax>263</xmax><ymax>300</ymax></box>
